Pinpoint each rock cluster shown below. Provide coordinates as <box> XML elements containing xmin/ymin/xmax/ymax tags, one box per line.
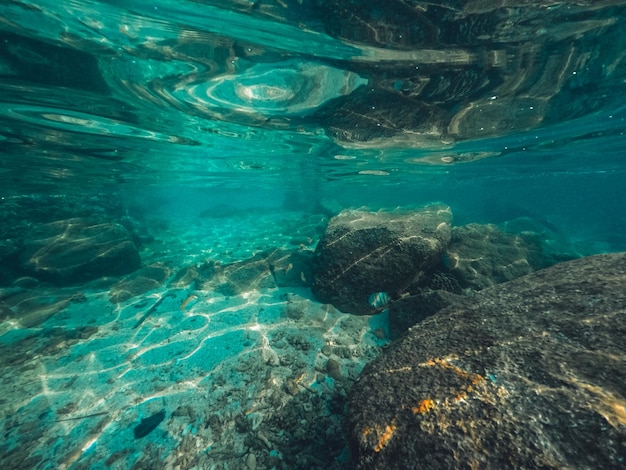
<box><xmin>311</xmin><ymin>206</ymin><xmax>562</xmax><ymax>336</ymax></box>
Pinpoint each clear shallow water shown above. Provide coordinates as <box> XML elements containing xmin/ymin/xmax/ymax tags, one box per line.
<box><xmin>1</xmin><ymin>0</ymin><xmax>626</xmax><ymax>468</ymax></box>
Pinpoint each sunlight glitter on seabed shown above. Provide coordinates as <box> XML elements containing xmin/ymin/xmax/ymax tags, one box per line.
<box><xmin>173</xmin><ymin>326</ymin><xmax>250</xmax><ymax>363</ymax></box>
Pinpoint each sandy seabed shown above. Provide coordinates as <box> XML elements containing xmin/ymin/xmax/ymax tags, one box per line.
<box><xmin>0</xmin><ymin>211</ymin><xmax>388</xmax><ymax>469</ymax></box>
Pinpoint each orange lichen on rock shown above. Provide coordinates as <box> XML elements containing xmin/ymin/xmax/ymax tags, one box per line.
<box><xmin>362</xmin><ymin>420</ymin><xmax>398</xmax><ymax>453</ymax></box>
<box><xmin>413</xmin><ymin>399</ymin><xmax>435</xmax><ymax>414</ymax></box>
<box><xmin>575</xmin><ymin>381</ymin><xmax>626</xmax><ymax>428</ymax></box>
<box><xmin>418</xmin><ymin>355</ymin><xmax>486</xmax><ymax>407</ymax></box>
<box><xmin>420</xmin><ymin>356</ymin><xmax>485</xmax><ymax>384</ymax></box>
<box><xmin>375</xmin><ymin>423</ymin><xmax>397</xmax><ymax>452</ymax></box>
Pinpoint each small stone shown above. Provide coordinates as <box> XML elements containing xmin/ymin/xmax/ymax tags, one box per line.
<box><xmin>372</xmin><ymin>328</ymin><xmax>387</xmax><ymax>339</ymax></box>
<box><xmin>286</xmin><ymin>381</ymin><xmax>300</xmax><ymax>396</ymax></box>
<box><xmin>245</xmin><ymin>452</ymin><xmax>257</xmax><ymax>470</ymax></box>
<box><xmin>134</xmin><ymin>410</ymin><xmax>166</xmax><ymax>439</ymax></box>
<box><xmin>326</xmin><ymin>358</ymin><xmax>343</xmax><ymax>381</ymax></box>
<box><xmin>321</xmin><ymin>345</ymin><xmax>332</xmax><ymax>356</ymax></box>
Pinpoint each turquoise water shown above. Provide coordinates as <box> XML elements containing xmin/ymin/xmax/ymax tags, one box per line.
<box><xmin>2</xmin><ymin>0</ymin><xmax>625</xmax><ymax>250</ymax></box>
<box><xmin>1</xmin><ymin>1</ymin><xmax>626</xmax><ymax>468</ymax></box>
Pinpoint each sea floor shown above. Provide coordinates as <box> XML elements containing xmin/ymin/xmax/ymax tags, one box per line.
<box><xmin>0</xmin><ymin>211</ymin><xmax>388</xmax><ymax>469</ymax></box>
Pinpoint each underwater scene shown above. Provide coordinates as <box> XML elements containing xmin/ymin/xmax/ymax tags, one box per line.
<box><xmin>1</xmin><ymin>1</ymin><xmax>626</xmax><ymax>469</ymax></box>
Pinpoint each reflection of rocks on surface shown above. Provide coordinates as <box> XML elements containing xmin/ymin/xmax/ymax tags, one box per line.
<box><xmin>19</xmin><ymin>218</ymin><xmax>140</xmax><ymax>286</ymax></box>
<box><xmin>311</xmin><ymin>204</ymin><xmax>452</xmax><ymax>315</ymax></box>
<box><xmin>309</xmin><ymin>0</ymin><xmax>626</xmax><ymax>146</ymax></box>
<box><xmin>315</xmin><ymin>91</ymin><xmax>448</xmax><ymax>144</ymax></box>
<box><xmin>347</xmin><ymin>252</ymin><xmax>626</xmax><ymax>469</ymax></box>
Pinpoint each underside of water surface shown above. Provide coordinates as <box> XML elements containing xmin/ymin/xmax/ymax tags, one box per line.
<box><xmin>0</xmin><ymin>1</ymin><xmax>625</xmax><ymax>469</ymax></box>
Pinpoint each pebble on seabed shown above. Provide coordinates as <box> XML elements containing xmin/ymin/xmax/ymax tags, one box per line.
<box><xmin>245</xmin><ymin>452</ymin><xmax>257</xmax><ymax>470</ymax></box>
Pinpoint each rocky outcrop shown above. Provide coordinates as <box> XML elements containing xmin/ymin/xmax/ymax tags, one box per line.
<box><xmin>198</xmin><ymin>248</ymin><xmax>313</xmax><ymax>296</ymax></box>
<box><xmin>0</xmin><ymin>195</ymin><xmax>139</xmax><ymax>285</ymax></box>
<box><xmin>109</xmin><ymin>263</ymin><xmax>172</xmax><ymax>303</ymax></box>
<box><xmin>19</xmin><ymin>218</ymin><xmax>140</xmax><ymax>285</ymax></box>
<box><xmin>446</xmin><ymin>223</ymin><xmax>551</xmax><ymax>290</ymax></box>
<box><xmin>346</xmin><ymin>252</ymin><xmax>626</xmax><ymax>469</ymax></box>
<box><xmin>311</xmin><ymin>205</ymin><xmax>452</xmax><ymax>315</ymax></box>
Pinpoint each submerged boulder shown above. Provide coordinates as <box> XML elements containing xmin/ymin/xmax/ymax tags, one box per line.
<box><xmin>311</xmin><ymin>205</ymin><xmax>452</xmax><ymax>315</ymax></box>
<box><xmin>446</xmin><ymin>223</ymin><xmax>551</xmax><ymax>290</ymax></box>
<box><xmin>109</xmin><ymin>262</ymin><xmax>172</xmax><ymax>303</ymax></box>
<box><xmin>199</xmin><ymin>248</ymin><xmax>313</xmax><ymax>296</ymax></box>
<box><xmin>19</xmin><ymin>218</ymin><xmax>140</xmax><ymax>285</ymax></box>
<box><xmin>346</xmin><ymin>252</ymin><xmax>626</xmax><ymax>469</ymax></box>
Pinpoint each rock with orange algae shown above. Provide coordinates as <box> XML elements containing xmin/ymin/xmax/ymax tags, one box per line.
<box><xmin>347</xmin><ymin>252</ymin><xmax>626</xmax><ymax>469</ymax></box>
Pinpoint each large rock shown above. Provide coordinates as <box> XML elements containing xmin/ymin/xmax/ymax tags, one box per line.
<box><xmin>447</xmin><ymin>223</ymin><xmax>553</xmax><ymax>290</ymax></box>
<box><xmin>19</xmin><ymin>218</ymin><xmax>140</xmax><ymax>285</ymax></box>
<box><xmin>347</xmin><ymin>252</ymin><xmax>626</xmax><ymax>469</ymax></box>
<box><xmin>311</xmin><ymin>205</ymin><xmax>452</xmax><ymax>315</ymax></box>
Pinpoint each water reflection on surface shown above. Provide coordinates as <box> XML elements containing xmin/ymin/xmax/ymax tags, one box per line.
<box><xmin>0</xmin><ymin>0</ymin><xmax>625</xmax><ymax>191</ymax></box>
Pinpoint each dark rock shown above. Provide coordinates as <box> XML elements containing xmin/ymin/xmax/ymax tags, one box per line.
<box><xmin>311</xmin><ymin>205</ymin><xmax>452</xmax><ymax>315</ymax></box>
<box><xmin>326</xmin><ymin>358</ymin><xmax>344</xmax><ymax>381</ymax></box>
<box><xmin>134</xmin><ymin>410</ymin><xmax>166</xmax><ymax>439</ymax></box>
<box><xmin>347</xmin><ymin>252</ymin><xmax>626</xmax><ymax>469</ymax></box>
<box><xmin>388</xmin><ymin>289</ymin><xmax>462</xmax><ymax>339</ymax></box>
<box><xmin>109</xmin><ymin>263</ymin><xmax>172</xmax><ymax>303</ymax></box>
<box><xmin>0</xmin><ymin>195</ymin><xmax>126</xmax><ymax>234</ymax></box>
<box><xmin>19</xmin><ymin>218</ymin><xmax>140</xmax><ymax>285</ymax></box>
<box><xmin>447</xmin><ymin>223</ymin><xmax>551</xmax><ymax>290</ymax></box>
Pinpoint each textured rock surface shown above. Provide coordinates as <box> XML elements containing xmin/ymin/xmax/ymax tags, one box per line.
<box><xmin>311</xmin><ymin>205</ymin><xmax>452</xmax><ymax>315</ymax></box>
<box><xmin>109</xmin><ymin>263</ymin><xmax>172</xmax><ymax>303</ymax></box>
<box><xmin>19</xmin><ymin>218</ymin><xmax>140</xmax><ymax>285</ymax></box>
<box><xmin>387</xmin><ymin>289</ymin><xmax>462</xmax><ymax>340</ymax></box>
<box><xmin>347</xmin><ymin>252</ymin><xmax>626</xmax><ymax>469</ymax></box>
<box><xmin>447</xmin><ymin>223</ymin><xmax>551</xmax><ymax>290</ymax></box>
<box><xmin>199</xmin><ymin>248</ymin><xmax>313</xmax><ymax>296</ymax></box>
